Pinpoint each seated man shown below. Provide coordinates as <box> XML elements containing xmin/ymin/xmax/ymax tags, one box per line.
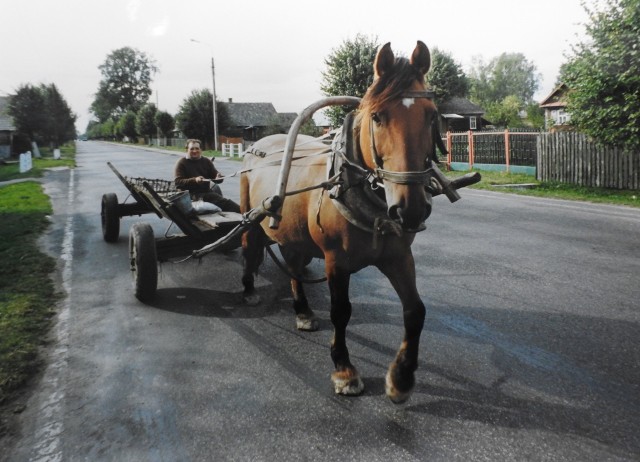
<box><xmin>174</xmin><ymin>139</ymin><xmax>241</xmax><ymax>213</ymax></box>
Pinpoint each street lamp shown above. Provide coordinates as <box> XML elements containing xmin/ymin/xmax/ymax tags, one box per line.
<box><xmin>190</xmin><ymin>38</ymin><xmax>219</xmax><ymax>151</ymax></box>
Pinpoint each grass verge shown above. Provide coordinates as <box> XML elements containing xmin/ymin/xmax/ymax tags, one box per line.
<box><xmin>0</xmin><ymin>145</ymin><xmax>75</xmax><ymax>182</ymax></box>
<box><xmin>0</xmin><ymin>182</ymin><xmax>58</xmax><ymax>404</ymax></box>
<box><xmin>446</xmin><ymin>169</ymin><xmax>640</xmax><ymax>208</ymax></box>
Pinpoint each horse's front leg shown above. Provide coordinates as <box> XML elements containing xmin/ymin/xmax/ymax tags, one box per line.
<box><xmin>378</xmin><ymin>252</ymin><xmax>426</xmax><ymax>403</ymax></box>
<box><xmin>327</xmin><ymin>261</ymin><xmax>364</xmax><ymax>396</ymax></box>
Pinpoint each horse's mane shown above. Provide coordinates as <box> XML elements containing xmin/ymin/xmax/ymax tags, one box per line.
<box><xmin>359</xmin><ymin>57</ymin><xmax>424</xmax><ymax>114</ymax></box>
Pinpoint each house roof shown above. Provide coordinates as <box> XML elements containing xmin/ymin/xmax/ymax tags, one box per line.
<box><xmin>277</xmin><ymin>112</ymin><xmax>298</xmax><ymax>127</ymax></box>
<box><xmin>0</xmin><ymin>96</ymin><xmax>16</xmax><ymax>131</ymax></box>
<box><xmin>539</xmin><ymin>83</ymin><xmax>568</xmax><ymax>108</ymax></box>
<box><xmin>437</xmin><ymin>97</ymin><xmax>485</xmax><ymax>116</ymax></box>
<box><xmin>222</xmin><ymin>102</ymin><xmax>279</xmax><ymax>127</ymax></box>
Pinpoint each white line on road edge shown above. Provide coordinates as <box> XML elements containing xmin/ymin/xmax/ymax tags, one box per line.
<box><xmin>30</xmin><ymin>169</ymin><xmax>75</xmax><ymax>462</ymax></box>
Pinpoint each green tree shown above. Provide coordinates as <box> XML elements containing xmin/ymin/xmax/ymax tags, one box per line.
<box><xmin>320</xmin><ymin>34</ymin><xmax>379</xmax><ymax>126</ymax></box>
<box><xmin>525</xmin><ymin>103</ymin><xmax>545</xmax><ymax>130</ymax></box>
<box><xmin>7</xmin><ymin>84</ymin><xmax>47</xmax><ymax>141</ymax></box>
<box><xmin>560</xmin><ymin>0</ymin><xmax>640</xmax><ymax>151</ymax></box>
<box><xmin>136</xmin><ymin>103</ymin><xmax>157</xmax><ymax>142</ymax></box>
<box><xmin>176</xmin><ymin>89</ymin><xmax>213</xmax><ymax>147</ymax></box>
<box><xmin>117</xmin><ymin>111</ymin><xmax>138</xmax><ymax>141</ymax></box>
<box><xmin>100</xmin><ymin>118</ymin><xmax>117</xmax><ymax>140</ymax></box>
<box><xmin>90</xmin><ymin>47</ymin><xmax>158</xmax><ymax>122</ymax></box>
<box><xmin>427</xmin><ymin>48</ymin><xmax>469</xmax><ymax>102</ymax></box>
<box><xmin>8</xmin><ymin>83</ymin><xmax>76</xmax><ymax>147</ymax></box>
<box><xmin>42</xmin><ymin>83</ymin><xmax>77</xmax><ymax>147</ymax></box>
<box><xmin>470</xmin><ymin>53</ymin><xmax>540</xmax><ymax>106</ymax></box>
<box><xmin>176</xmin><ymin>89</ymin><xmax>230</xmax><ymax>149</ymax></box>
<box><xmin>485</xmin><ymin>95</ymin><xmax>523</xmax><ymax>128</ymax></box>
<box><xmin>155</xmin><ymin>111</ymin><xmax>175</xmax><ymax>138</ymax></box>
<box><xmin>299</xmin><ymin>119</ymin><xmax>320</xmax><ymax>137</ymax></box>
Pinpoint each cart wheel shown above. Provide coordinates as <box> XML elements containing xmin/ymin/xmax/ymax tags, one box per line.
<box><xmin>129</xmin><ymin>222</ymin><xmax>158</xmax><ymax>302</ymax></box>
<box><xmin>101</xmin><ymin>193</ymin><xmax>120</xmax><ymax>242</ymax></box>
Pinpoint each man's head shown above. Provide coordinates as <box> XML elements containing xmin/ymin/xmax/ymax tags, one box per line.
<box><xmin>185</xmin><ymin>139</ymin><xmax>202</xmax><ymax>159</ymax></box>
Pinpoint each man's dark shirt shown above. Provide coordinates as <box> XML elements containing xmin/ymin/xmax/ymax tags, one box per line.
<box><xmin>174</xmin><ymin>156</ymin><xmax>220</xmax><ymax>193</ymax></box>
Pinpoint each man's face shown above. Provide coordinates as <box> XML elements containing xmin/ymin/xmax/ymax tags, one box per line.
<box><xmin>187</xmin><ymin>142</ymin><xmax>202</xmax><ymax>159</ymax></box>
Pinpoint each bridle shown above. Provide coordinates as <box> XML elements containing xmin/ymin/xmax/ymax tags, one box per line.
<box><xmin>367</xmin><ymin>90</ymin><xmax>445</xmax><ymax>186</ymax></box>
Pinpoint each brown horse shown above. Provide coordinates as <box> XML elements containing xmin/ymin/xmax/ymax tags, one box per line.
<box><xmin>240</xmin><ymin>41</ymin><xmax>439</xmax><ymax>403</ymax></box>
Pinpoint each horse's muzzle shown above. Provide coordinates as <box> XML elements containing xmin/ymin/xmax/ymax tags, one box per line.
<box><xmin>387</xmin><ymin>194</ymin><xmax>432</xmax><ymax>232</ymax></box>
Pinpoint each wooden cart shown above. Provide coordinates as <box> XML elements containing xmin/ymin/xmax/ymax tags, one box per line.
<box><xmin>101</xmin><ymin>162</ymin><xmax>243</xmax><ymax>302</ymax></box>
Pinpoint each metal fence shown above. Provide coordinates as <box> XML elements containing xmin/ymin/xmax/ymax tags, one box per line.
<box><xmin>445</xmin><ymin>129</ymin><xmax>539</xmax><ymax>168</ymax></box>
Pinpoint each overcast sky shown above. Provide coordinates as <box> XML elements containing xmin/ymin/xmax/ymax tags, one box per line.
<box><xmin>1</xmin><ymin>0</ymin><xmax>590</xmax><ymax>132</ymax></box>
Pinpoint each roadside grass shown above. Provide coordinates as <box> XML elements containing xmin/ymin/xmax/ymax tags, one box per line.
<box><xmin>0</xmin><ymin>144</ymin><xmax>74</xmax><ymax>405</ymax></box>
<box><xmin>0</xmin><ymin>182</ymin><xmax>58</xmax><ymax>404</ymax></box>
<box><xmin>0</xmin><ymin>145</ymin><xmax>75</xmax><ymax>182</ymax></box>
<box><xmin>446</xmin><ymin>169</ymin><xmax>640</xmax><ymax>208</ymax></box>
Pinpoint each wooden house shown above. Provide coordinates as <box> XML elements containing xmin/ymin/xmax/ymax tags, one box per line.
<box><xmin>221</xmin><ymin>99</ymin><xmax>298</xmax><ymax>141</ymax></box>
<box><xmin>0</xmin><ymin>96</ymin><xmax>16</xmax><ymax>159</ymax></box>
<box><xmin>539</xmin><ymin>84</ymin><xmax>572</xmax><ymax>130</ymax></box>
<box><xmin>436</xmin><ymin>97</ymin><xmax>488</xmax><ymax>132</ymax></box>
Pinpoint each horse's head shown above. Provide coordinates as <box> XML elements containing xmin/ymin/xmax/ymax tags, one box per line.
<box><xmin>356</xmin><ymin>41</ymin><xmax>437</xmax><ymax>232</ymax></box>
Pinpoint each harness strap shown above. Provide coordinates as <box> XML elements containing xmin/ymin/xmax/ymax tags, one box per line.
<box><xmin>375</xmin><ymin>167</ymin><xmax>433</xmax><ymax>185</ymax></box>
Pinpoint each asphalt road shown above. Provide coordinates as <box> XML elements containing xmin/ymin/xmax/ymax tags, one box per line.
<box><xmin>2</xmin><ymin>141</ymin><xmax>639</xmax><ymax>461</ymax></box>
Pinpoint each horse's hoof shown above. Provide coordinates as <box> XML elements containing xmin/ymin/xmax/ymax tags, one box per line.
<box><xmin>331</xmin><ymin>370</ymin><xmax>364</xmax><ymax>396</ymax></box>
<box><xmin>295</xmin><ymin>314</ymin><xmax>318</xmax><ymax>331</ymax></box>
<box><xmin>243</xmin><ymin>293</ymin><xmax>261</xmax><ymax>306</ymax></box>
<box><xmin>385</xmin><ymin>370</ymin><xmax>413</xmax><ymax>404</ymax></box>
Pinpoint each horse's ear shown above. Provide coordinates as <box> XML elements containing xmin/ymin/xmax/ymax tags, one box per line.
<box><xmin>410</xmin><ymin>40</ymin><xmax>431</xmax><ymax>76</ymax></box>
<box><xmin>374</xmin><ymin>42</ymin><xmax>394</xmax><ymax>79</ymax></box>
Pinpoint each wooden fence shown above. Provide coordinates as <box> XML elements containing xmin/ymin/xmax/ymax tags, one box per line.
<box><xmin>537</xmin><ymin>132</ymin><xmax>640</xmax><ymax>190</ymax></box>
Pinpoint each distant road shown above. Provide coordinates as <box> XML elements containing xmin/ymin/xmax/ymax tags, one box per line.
<box><xmin>3</xmin><ymin>140</ymin><xmax>639</xmax><ymax>461</ymax></box>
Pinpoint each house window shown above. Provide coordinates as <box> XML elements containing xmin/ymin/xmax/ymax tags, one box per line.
<box><xmin>557</xmin><ymin>109</ymin><xmax>569</xmax><ymax>124</ymax></box>
<box><xmin>469</xmin><ymin>116</ymin><xmax>477</xmax><ymax>130</ymax></box>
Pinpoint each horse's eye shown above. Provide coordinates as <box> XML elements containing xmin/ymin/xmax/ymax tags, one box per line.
<box><xmin>371</xmin><ymin>113</ymin><xmax>381</xmax><ymax>124</ymax></box>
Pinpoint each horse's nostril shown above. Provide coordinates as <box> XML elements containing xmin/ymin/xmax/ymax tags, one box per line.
<box><xmin>388</xmin><ymin>205</ymin><xmax>402</xmax><ymax>222</ymax></box>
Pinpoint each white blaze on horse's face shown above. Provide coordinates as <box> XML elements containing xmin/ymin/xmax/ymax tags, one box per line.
<box><xmin>402</xmin><ymin>98</ymin><xmax>415</xmax><ymax>109</ymax></box>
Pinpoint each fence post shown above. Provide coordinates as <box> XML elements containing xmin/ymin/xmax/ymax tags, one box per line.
<box><xmin>468</xmin><ymin>130</ymin><xmax>474</xmax><ymax>169</ymax></box>
<box><xmin>446</xmin><ymin>131</ymin><xmax>452</xmax><ymax>168</ymax></box>
<box><xmin>504</xmin><ymin>128</ymin><xmax>510</xmax><ymax>173</ymax></box>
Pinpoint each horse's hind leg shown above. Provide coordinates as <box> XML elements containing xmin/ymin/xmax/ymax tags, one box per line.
<box><xmin>241</xmin><ymin>226</ymin><xmax>267</xmax><ymax>305</ymax></box>
<box><xmin>378</xmin><ymin>254</ymin><xmax>425</xmax><ymax>403</ymax></box>
<box><xmin>279</xmin><ymin>246</ymin><xmax>318</xmax><ymax>331</ymax></box>
<box><xmin>327</xmin><ymin>262</ymin><xmax>364</xmax><ymax>396</ymax></box>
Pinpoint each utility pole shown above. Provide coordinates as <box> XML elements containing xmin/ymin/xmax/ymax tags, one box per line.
<box><xmin>191</xmin><ymin>39</ymin><xmax>218</xmax><ymax>151</ymax></box>
<box><xmin>210</xmin><ymin>56</ymin><xmax>218</xmax><ymax>151</ymax></box>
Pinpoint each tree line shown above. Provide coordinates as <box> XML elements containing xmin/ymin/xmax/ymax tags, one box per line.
<box><xmin>321</xmin><ymin>0</ymin><xmax>638</xmax><ymax>152</ymax></box>
<box><xmin>7</xmin><ymin>0</ymin><xmax>638</xmax><ymax>154</ymax></box>
<box><xmin>320</xmin><ymin>34</ymin><xmax>543</xmax><ymax>129</ymax></box>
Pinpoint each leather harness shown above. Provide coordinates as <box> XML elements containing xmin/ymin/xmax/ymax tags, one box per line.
<box><xmin>326</xmin><ymin>91</ymin><xmax>448</xmax><ymax>237</ymax></box>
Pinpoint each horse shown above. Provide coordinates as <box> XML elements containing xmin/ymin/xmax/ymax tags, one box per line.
<box><xmin>240</xmin><ymin>41</ymin><xmax>441</xmax><ymax>403</ymax></box>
